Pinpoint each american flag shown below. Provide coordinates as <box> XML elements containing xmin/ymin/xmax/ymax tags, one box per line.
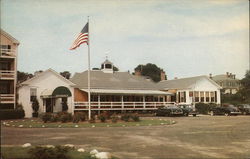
<box><xmin>70</xmin><ymin>22</ymin><xmax>89</xmax><ymax>50</ymax></box>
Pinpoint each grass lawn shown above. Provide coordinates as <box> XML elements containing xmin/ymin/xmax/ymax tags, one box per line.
<box><xmin>1</xmin><ymin>146</ymin><xmax>118</xmax><ymax>159</ymax></box>
<box><xmin>1</xmin><ymin>118</ymin><xmax>175</xmax><ymax>128</ymax></box>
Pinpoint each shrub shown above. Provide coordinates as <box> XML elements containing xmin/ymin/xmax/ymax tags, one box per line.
<box><xmin>111</xmin><ymin>116</ymin><xmax>119</xmax><ymax>123</ymax></box>
<box><xmin>102</xmin><ymin>111</ymin><xmax>111</xmax><ymax>119</ymax></box>
<box><xmin>88</xmin><ymin>115</ymin><xmax>96</xmax><ymax>123</ymax></box>
<box><xmin>60</xmin><ymin>112</ymin><xmax>72</xmax><ymax>123</ymax></box>
<box><xmin>195</xmin><ymin>103</ymin><xmax>216</xmax><ymax>114</ymax></box>
<box><xmin>50</xmin><ymin>114</ymin><xmax>59</xmax><ymax>122</ymax></box>
<box><xmin>121</xmin><ymin>114</ymin><xmax>130</xmax><ymax>122</ymax></box>
<box><xmin>131</xmin><ymin>114</ymin><xmax>140</xmax><ymax>122</ymax></box>
<box><xmin>98</xmin><ymin>114</ymin><xmax>106</xmax><ymax>122</ymax></box>
<box><xmin>32</xmin><ymin>98</ymin><xmax>40</xmax><ymax>117</ymax></box>
<box><xmin>28</xmin><ymin>146</ymin><xmax>70</xmax><ymax>159</ymax></box>
<box><xmin>41</xmin><ymin>113</ymin><xmax>52</xmax><ymax>123</ymax></box>
<box><xmin>72</xmin><ymin>112</ymin><xmax>86</xmax><ymax>123</ymax></box>
<box><xmin>62</xmin><ymin>101</ymin><xmax>68</xmax><ymax>112</ymax></box>
<box><xmin>0</xmin><ymin>109</ymin><xmax>25</xmax><ymax>120</ymax></box>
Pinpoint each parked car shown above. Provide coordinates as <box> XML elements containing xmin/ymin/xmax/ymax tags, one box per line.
<box><xmin>237</xmin><ymin>104</ymin><xmax>250</xmax><ymax>115</ymax></box>
<box><xmin>178</xmin><ymin>104</ymin><xmax>197</xmax><ymax>117</ymax></box>
<box><xmin>210</xmin><ymin>105</ymin><xmax>241</xmax><ymax>116</ymax></box>
<box><xmin>156</xmin><ymin>106</ymin><xmax>183</xmax><ymax>117</ymax></box>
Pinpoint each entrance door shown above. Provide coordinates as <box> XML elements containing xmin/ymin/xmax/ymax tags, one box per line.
<box><xmin>45</xmin><ymin>98</ymin><xmax>53</xmax><ymax>113</ymax></box>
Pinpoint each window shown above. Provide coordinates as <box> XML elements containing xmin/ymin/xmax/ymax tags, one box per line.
<box><xmin>30</xmin><ymin>88</ymin><xmax>37</xmax><ymax>102</ymax></box>
<box><xmin>205</xmin><ymin>92</ymin><xmax>209</xmax><ymax>102</ymax></box>
<box><xmin>194</xmin><ymin>91</ymin><xmax>199</xmax><ymax>102</ymax></box>
<box><xmin>0</xmin><ymin>62</ymin><xmax>11</xmax><ymax>70</ymax></box>
<box><xmin>180</xmin><ymin>92</ymin><xmax>186</xmax><ymax>102</ymax></box>
<box><xmin>200</xmin><ymin>91</ymin><xmax>204</xmax><ymax>102</ymax></box>
<box><xmin>0</xmin><ymin>81</ymin><xmax>11</xmax><ymax>94</ymax></box>
<box><xmin>210</xmin><ymin>92</ymin><xmax>215</xmax><ymax>102</ymax></box>
<box><xmin>91</xmin><ymin>95</ymin><xmax>98</xmax><ymax>101</ymax></box>
<box><xmin>1</xmin><ymin>45</ymin><xmax>11</xmax><ymax>50</ymax></box>
<box><xmin>105</xmin><ymin>64</ymin><xmax>112</xmax><ymax>69</ymax></box>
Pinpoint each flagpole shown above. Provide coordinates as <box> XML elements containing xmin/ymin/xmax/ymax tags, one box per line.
<box><xmin>87</xmin><ymin>16</ymin><xmax>91</xmax><ymax>120</ymax></box>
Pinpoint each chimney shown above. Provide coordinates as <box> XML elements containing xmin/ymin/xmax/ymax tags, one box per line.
<box><xmin>160</xmin><ymin>70</ymin><xmax>166</xmax><ymax>81</ymax></box>
<box><xmin>230</xmin><ymin>73</ymin><xmax>232</xmax><ymax>78</ymax></box>
<box><xmin>209</xmin><ymin>73</ymin><xmax>212</xmax><ymax>79</ymax></box>
<box><xmin>226</xmin><ymin>72</ymin><xmax>229</xmax><ymax>77</ymax></box>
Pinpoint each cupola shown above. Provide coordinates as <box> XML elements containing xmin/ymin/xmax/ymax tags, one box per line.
<box><xmin>101</xmin><ymin>59</ymin><xmax>113</xmax><ymax>73</ymax></box>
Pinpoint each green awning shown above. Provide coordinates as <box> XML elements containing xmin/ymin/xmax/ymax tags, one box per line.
<box><xmin>52</xmin><ymin>86</ymin><xmax>72</xmax><ymax>97</ymax></box>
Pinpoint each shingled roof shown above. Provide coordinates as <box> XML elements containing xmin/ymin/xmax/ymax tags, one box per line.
<box><xmin>70</xmin><ymin>70</ymin><xmax>159</xmax><ymax>90</ymax></box>
<box><xmin>157</xmin><ymin>75</ymin><xmax>221</xmax><ymax>90</ymax></box>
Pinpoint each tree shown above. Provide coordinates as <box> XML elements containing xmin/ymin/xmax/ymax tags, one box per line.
<box><xmin>60</xmin><ymin>71</ymin><xmax>71</xmax><ymax>79</ymax></box>
<box><xmin>32</xmin><ymin>98</ymin><xmax>40</xmax><ymax>117</ymax></box>
<box><xmin>134</xmin><ymin>63</ymin><xmax>164</xmax><ymax>82</ymax></box>
<box><xmin>113</xmin><ymin>65</ymin><xmax>119</xmax><ymax>71</ymax></box>
<box><xmin>17</xmin><ymin>71</ymin><xmax>33</xmax><ymax>84</ymax></box>
<box><xmin>239</xmin><ymin>70</ymin><xmax>250</xmax><ymax>102</ymax></box>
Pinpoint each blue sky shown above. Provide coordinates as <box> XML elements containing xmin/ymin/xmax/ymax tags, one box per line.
<box><xmin>1</xmin><ymin>0</ymin><xmax>249</xmax><ymax>79</ymax></box>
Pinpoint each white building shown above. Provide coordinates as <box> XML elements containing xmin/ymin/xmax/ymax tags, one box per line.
<box><xmin>158</xmin><ymin>76</ymin><xmax>222</xmax><ymax>105</ymax></box>
<box><xmin>18</xmin><ymin>69</ymin><xmax>75</xmax><ymax>118</ymax></box>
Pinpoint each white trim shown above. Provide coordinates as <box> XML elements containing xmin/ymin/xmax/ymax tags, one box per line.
<box><xmin>20</xmin><ymin>69</ymin><xmax>76</xmax><ymax>86</ymax></box>
<box><xmin>80</xmin><ymin>89</ymin><xmax>173</xmax><ymax>95</ymax></box>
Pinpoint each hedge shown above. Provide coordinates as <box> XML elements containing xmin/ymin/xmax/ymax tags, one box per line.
<box><xmin>0</xmin><ymin>109</ymin><xmax>25</xmax><ymax>120</ymax></box>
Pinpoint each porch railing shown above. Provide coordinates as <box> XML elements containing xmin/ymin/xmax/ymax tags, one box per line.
<box><xmin>0</xmin><ymin>49</ymin><xmax>16</xmax><ymax>58</ymax></box>
<box><xmin>0</xmin><ymin>70</ymin><xmax>15</xmax><ymax>79</ymax></box>
<box><xmin>74</xmin><ymin>101</ymin><xmax>175</xmax><ymax>110</ymax></box>
<box><xmin>0</xmin><ymin>94</ymin><xmax>15</xmax><ymax>103</ymax></box>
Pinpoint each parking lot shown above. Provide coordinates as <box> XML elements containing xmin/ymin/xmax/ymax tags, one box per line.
<box><xmin>1</xmin><ymin>115</ymin><xmax>250</xmax><ymax>159</ymax></box>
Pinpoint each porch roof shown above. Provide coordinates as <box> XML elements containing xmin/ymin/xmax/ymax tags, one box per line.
<box><xmin>81</xmin><ymin>89</ymin><xmax>172</xmax><ymax>95</ymax></box>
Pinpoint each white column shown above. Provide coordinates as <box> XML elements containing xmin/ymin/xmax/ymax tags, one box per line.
<box><xmin>143</xmin><ymin>95</ymin><xmax>146</xmax><ymax>109</ymax></box>
<box><xmin>121</xmin><ymin>95</ymin><xmax>124</xmax><ymax>110</ymax></box>
<box><xmin>209</xmin><ymin>91</ymin><xmax>211</xmax><ymax>103</ymax></box>
<box><xmin>198</xmin><ymin>91</ymin><xmax>201</xmax><ymax>103</ymax></box>
<box><xmin>98</xmin><ymin>95</ymin><xmax>100</xmax><ymax>109</ymax></box>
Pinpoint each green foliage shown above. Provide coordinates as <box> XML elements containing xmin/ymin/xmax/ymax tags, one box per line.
<box><xmin>239</xmin><ymin>70</ymin><xmax>250</xmax><ymax>102</ymax></box>
<box><xmin>98</xmin><ymin>114</ymin><xmax>107</xmax><ymax>122</ymax></box>
<box><xmin>17</xmin><ymin>71</ymin><xmax>33</xmax><ymax>84</ymax></box>
<box><xmin>60</xmin><ymin>112</ymin><xmax>72</xmax><ymax>123</ymax></box>
<box><xmin>88</xmin><ymin>116</ymin><xmax>96</xmax><ymax>123</ymax></box>
<box><xmin>72</xmin><ymin>112</ymin><xmax>86</xmax><ymax>123</ymax></box>
<box><xmin>62</xmin><ymin>101</ymin><xmax>68</xmax><ymax>112</ymax></box>
<box><xmin>32</xmin><ymin>98</ymin><xmax>39</xmax><ymax>113</ymax></box>
<box><xmin>0</xmin><ymin>109</ymin><xmax>25</xmax><ymax>120</ymax></box>
<box><xmin>50</xmin><ymin>114</ymin><xmax>59</xmax><ymax>122</ymax></box>
<box><xmin>195</xmin><ymin>103</ymin><xmax>216</xmax><ymax>114</ymax></box>
<box><xmin>111</xmin><ymin>116</ymin><xmax>119</xmax><ymax>123</ymax></box>
<box><xmin>131</xmin><ymin>114</ymin><xmax>140</xmax><ymax>122</ymax></box>
<box><xmin>28</xmin><ymin>146</ymin><xmax>70</xmax><ymax>159</ymax></box>
<box><xmin>60</xmin><ymin>71</ymin><xmax>71</xmax><ymax>79</ymax></box>
<box><xmin>134</xmin><ymin>63</ymin><xmax>164</xmax><ymax>82</ymax></box>
<box><xmin>41</xmin><ymin>113</ymin><xmax>52</xmax><ymax>123</ymax></box>
<box><xmin>121</xmin><ymin>114</ymin><xmax>131</xmax><ymax>122</ymax></box>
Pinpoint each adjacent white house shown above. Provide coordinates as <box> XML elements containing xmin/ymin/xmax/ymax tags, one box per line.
<box><xmin>158</xmin><ymin>76</ymin><xmax>222</xmax><ymax>105</ymax></box>
<box><xmin>18</xmin><ymin>69</ymin><xmax>75</xmax><ymax>118</ymax></box>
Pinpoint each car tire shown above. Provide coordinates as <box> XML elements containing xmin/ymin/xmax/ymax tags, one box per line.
<box><xmin>193</xmin><ymin>114</ymin><xmax>196</xmax><ymax>117</ymax></box>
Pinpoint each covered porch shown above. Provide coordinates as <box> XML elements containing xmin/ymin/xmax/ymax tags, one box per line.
<box><xmin>40</xmin><ymin>86</ymin><xmax>72</xmax><ymax>113</ymax></box>
<box><xmin>74</xmin><ymin>89</ymin><xmax>174</xmax><ymax>111</ymax></box>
